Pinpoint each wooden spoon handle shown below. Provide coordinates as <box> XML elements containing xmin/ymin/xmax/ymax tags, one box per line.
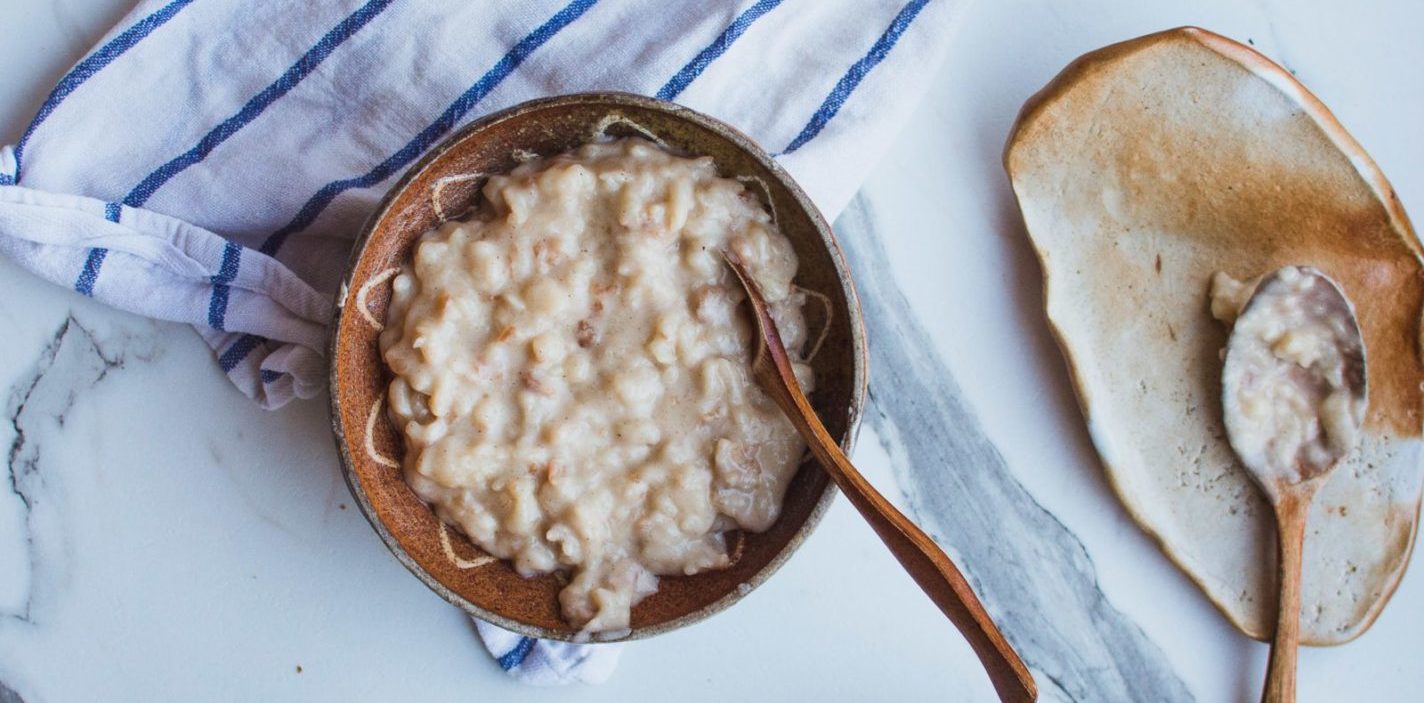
<box><xmin>1263</xmin><ymin>490</ymin><xmax>1312</xmax><ymax>703</ymax></box>
<box><xmin>723</xmin><ymin>252</ymin><xmax>1033</xmax><ymax>701</ymax></box>
<box><xmin>755</xmin><ymin>362</ymin><xmax>1037</xmax><ymax>703</ymax></box>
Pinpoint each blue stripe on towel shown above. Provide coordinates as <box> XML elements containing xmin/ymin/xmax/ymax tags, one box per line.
<box><xmin>74</xmin><ymin>249</ymin><xmax>109</xmax><ymax>297</ymax></box>
<box><xmin>219</xmin><ymin>333</ymin><xmax>264</xmax><ymax>372</ymax></box>
<box><xmin>655</xmin><ymin>0</ymin><xmax>783</xmax><ymax>101</ymax></box>
<box><xmin>123</xmin><ymin>0</ymin><xmax>394</xmax><ymax>208</ymax></box>
<box><xmin>259</xmin><ymin>0</ymin><xmax>601</xmax><ymax>256</ymax></box>
<box><xmin>497</xmin><ymin>637</ymin><xmax>537</xmax><ymax>671</ymax></box>
<box><xmin>76</xmin><ymin>205</ymin><xmax>122</xmax><ymax>294</ymax></box>
<box><xmin>73</xmin><ymin>203</ymin><xmax>122</xmax><ymax>296</ymax></box>
<box><xmin>782</xmin><ymin>0</ymin><xmax>929</xmax><ymax>154</ymax></box>
<box><xmin>207</xmin><ymin>283</ymin><xmax>232</xmax><ymax>330</ymax></box>
<box><xmin>12</xmin><ymin>0</ymin><xmax>198</xmax><ymax>182</ymax></box>
<box><xmin>259</xmin><ymin>369</ymin><xmax>284</xmax><ymax>384</ymax></box>
<box><xmin>207</xmin><ymin>241</ymin><xmax>243</xmax><ymax>330</ymax></box>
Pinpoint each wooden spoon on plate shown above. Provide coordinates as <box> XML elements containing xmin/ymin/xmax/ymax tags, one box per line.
<box><xmin>1219</xmin><ymin>266</ymin><xmax>1368</xmax><ymax>703</ymax></box>
<box><xmin>724</xmin><ymin>253</ymin><xmax>1037</xmax><ymax>703</ymax></box>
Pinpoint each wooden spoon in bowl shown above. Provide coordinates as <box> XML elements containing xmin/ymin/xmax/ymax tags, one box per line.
<box><xmin>1219</xmin><ymin>266</ymin><xmax>1368</xmax><ymax>703</ymax></box>
<box><xmin>724</xmin><ymin>254</ymin><xmax>1037</xmax><ymax>703</ymax></box>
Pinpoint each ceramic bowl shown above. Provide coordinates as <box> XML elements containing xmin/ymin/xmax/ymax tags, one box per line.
<box><xmin>329</xmin><ymin>92</ymin><xmax>867</xmax><ymax>641</ymax></box>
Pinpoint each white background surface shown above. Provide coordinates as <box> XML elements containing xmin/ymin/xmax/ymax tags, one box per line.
<box><xmin>1</xmin><ymin>0</ymin><xmax>1422</xmax><ymax>701</ymax></box>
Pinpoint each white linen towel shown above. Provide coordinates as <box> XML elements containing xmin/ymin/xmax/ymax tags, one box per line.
<box><xmin>0</xmin><ymin>0</ymin><xmax>964</xmax><ymax>684</ymax></box>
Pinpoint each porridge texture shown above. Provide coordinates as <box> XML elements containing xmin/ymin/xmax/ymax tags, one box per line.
<box><xmin>1212</xmin><ymin>269</ymin><xmax>1366</xmax><ymax>485</ymax></box>
<box><xmin>380</xmin><ymin>138</ymin><xmax>815</xmax><ymax>633</ymax></box>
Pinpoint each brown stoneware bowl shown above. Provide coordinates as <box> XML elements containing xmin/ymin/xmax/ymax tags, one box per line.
<box><xmin>329</xmin><ymin>92</ymin><xmax>867</xmax><ymax>641</ymax></box>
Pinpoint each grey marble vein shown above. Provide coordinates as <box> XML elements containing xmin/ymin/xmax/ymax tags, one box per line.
<box><xmin>4</xmin><ymin>315</ymin><xmax>128</xmax><ymax>626</ymax></box>
<box><xmin>834</xmin><ymin>195</ymin><xmax>1194</xmax><ymax>703</ymax></box>
<box><xmin>1254</xmin><ymin>0</ymin><xmax>1300</xmax><ymax>78</ymax></box>
<box><xmin>0</xmin><ymin>680</ymin><xmax>23</xmax><ymax>703</ymax></box>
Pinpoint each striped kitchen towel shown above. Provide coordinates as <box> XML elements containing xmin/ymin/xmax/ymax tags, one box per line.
<box><xmin>0</xmin><ymin>0</ymin><xmax>965</xmax><ymax>684</ymax></box>
<box><xmin>475</xmin><ymin>619</ymin><xmax>622</xmax><ymax>686</ymax></box>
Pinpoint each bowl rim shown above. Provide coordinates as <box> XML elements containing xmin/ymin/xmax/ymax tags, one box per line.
<box><xmin>329</xmin><ymin>91</ymin><xmax>869</xmax><ymax>641</ymax></box>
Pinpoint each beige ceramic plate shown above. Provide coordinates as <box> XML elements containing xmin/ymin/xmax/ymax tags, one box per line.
<box><xmin>1005</xmin><ymin>27</ymin><xmax>1423</xmax><ymax>644</ymax></box>
<box><xmin>330</xmin><ymin>93</ymin><xmax>868</xmax><ymax>642</ymax></box>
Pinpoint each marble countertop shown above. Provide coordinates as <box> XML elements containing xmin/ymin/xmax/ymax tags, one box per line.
<box><xmin>2</xmin><ymin>0</ymin><xmax>1421</xmax><ymax>701</ymax></box>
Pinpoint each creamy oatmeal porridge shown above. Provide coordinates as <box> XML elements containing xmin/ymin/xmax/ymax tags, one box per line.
<box><xmin>380</xmin><ymin>138</ymin><xmax>815</xmax><ymax>633</ymax></box>
<box><xmin>1211</xmin><ymin>268</ymin><xmax>1366</xmax><ymax>485</ymax></box>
